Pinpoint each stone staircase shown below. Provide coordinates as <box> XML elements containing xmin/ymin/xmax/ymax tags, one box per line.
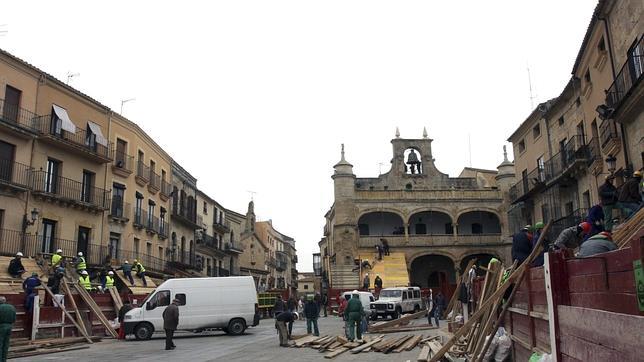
<box><xmin>330</xmin><ymin>264</ymin><xmax>359</xmax><ymax>289</ymax></box>
<box><xmin>359</xmin><ymin>252</ymin><xmax>409</xmax><ymax>288</ymax></box>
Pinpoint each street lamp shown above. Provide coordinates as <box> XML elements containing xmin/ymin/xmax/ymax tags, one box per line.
<box><xmin>22</xmin><ymin>208</ymin><xmax>39</xmax><ymax>231</ymax></box>
<box><xmin>605</xmin><ymin>155</ymin><xmax>617</xmax><ymax>174</ymax></box>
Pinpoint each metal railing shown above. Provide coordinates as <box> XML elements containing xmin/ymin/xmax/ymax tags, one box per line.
<box><xmin>0</xmin><ymin>159</ymin><xmax>32</xmax><ymax>189</ymax></box>
<box><xmin>32</xmin><ymin>171</ymin><xmax>110</xmax><ymax>209</ymax></box>
<box><xmin>544</xmin><ymin>135</ymin><xmax>591</xmax><ymax>181</ymax></box>
<box><xmin>606</xmin><ymin>37</ymin><xmax>644</xmax><ymax>109</ymax></box>
<box><xmin>545</xmin><ymin>208</ymin><xmax>588</xmax><ymax>242</ymax></box>
<box><xmin>33</xmin><ymin>114</ymin><xmax>113</xmax><ymax>160</ymax></box>
<box><xmin>159</xmin><ymin>221</ymin><xmax>169</xmax><ymax>239</ymax></box>
<box><xmin>213</xmin><ymin>220</ymin><xmax>230</xmax><ymax>232</ymax></box>
<box><xmin>160</xmin><ymin>180</ymin><xmax>172</xmax><ymax>197</ymax></box>
<box><xmin>146</xmin><ymin>215</ymin><xmax>159</xmax><ymax>233</ymax></box>
<box><xmin>0</xmin><ymin>99</ymin><xmax>40</xmax><ymax>133</ymax></box>
<box><xmin>109</xmin><ymin>199</ymin><xmax>131</xmax><ymax>220</ymax></box>
<box><xmin>113</xmin><ymin>151</ymin><xmax>134</xmax><ymax>173</ymax></box>
<box><xmin>0</xmin><ymin>229</ymin><xmax>39</xmax><ymax>257</ymax></box>
<box><xmin>599</xmin><ymin>120</ymin><xmax>620</xmax><ymax>149</ymax></box>
<box><xmin>225</xmin><ymin>242</ymin><xmax>243</xmax><ymax>253</ymax></box>
<box><xmin>136</xmin><ymin>160</ymin><xmax>149</xmax><ymax>181</ymax></box>
<box><xmin>148</xmin><ymin>170</ymin><xmax>160</xmax><ymax>190</ymax></box>
<box><xmin>133</xmin><ymin>208</ymin><xmax>147</xmax><ymax>228</ymax></box>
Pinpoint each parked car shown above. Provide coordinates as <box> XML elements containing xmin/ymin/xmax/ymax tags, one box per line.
<box><xmin>339</xmin><ymin>290</ymin><xmax>375</xmax><ymax>320</ymax></box>
<box><xmin>124</xmin><ymin>276</ymin><xmax>260</xmax><ymax>340</ymax></box>
<box><xmin>369</xmin><ymin>286</ymin><xmax>423</xmax><ymax>319</ymax></box>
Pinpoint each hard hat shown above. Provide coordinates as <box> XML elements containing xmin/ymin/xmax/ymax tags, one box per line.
<box><xmin>352</xmin><ymin>290</ymin><xmax>359</xmax><ymax>294</ymax></box>
<box><xmin>77</xmin><ymin>252</ymin><xmax>83</xmax><ymax>256</ymax></box>
<box><xmin>56</xmin><ymin>249</ymin><xmax>63</xmax><ymax>253</ymax></box>
<box><xmin>108</xmin><ymin>271</ymin><xmax>114</xmax><ymax>275</ymax></box>
<box><xmin>16</xmin><ymin>252</ymin><xmax>23</xmax><ymax>257</ymax></box>
<box><xmin>521</xmin><ymin>225</ymin><xmax>531</xmax><ymax>232</ymax></box>
<box><xmin>634</xmin><ymin>170</ymin><xmax>642</xmax><ymax>177</ymax></box>
<box><xmin>534</xmin><ymin>222</ymin><xmax>545</xmax><ymax>230</ymax></box>
<box><xmin>133</xmin><ymin>259</ymin><xmax>138</xmax><ymax>263</ymax></box>
<box><xmin>124</xmin><ymin>260</ymin><xmax>129</xmax><ymax>264</ymax></box>
<box><xmin>81</xmin><ymin>270</ymin><xmax>88</xmax><ymax>275</ymax></box>
<box><xmin>578</xmin><ymin>222</ymin><xmax>592</xmax><ymax>234</ymax></box>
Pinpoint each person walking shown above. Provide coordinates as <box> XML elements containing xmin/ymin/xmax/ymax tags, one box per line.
<box><xmin>275</xmin><ymin>311</ymin><xmax>294</xmax><ymax>347</ymax></box>
<box><xmin>617</xmin><ymin>170</ymin><xmax>642</xmax><ymax>218</ymax></box>
<box><xmin>599</xmin><ymin>175</ymin><xmax>618</xmax><ymax>231</ymax></box>
<box><xmin>8</xmin><ymin>252</ymin><xmax>26</xmax><ymax>278</ymax></box>
<box><xmin>304</xmin><ymin>297</ymin><xmax>320</xmax><ymax>336</ymax></box>
<box><xmin>162</xmin><ymin>298</ymin><xmax>180</xmax><ymax>350</ymax></box>
<box><xmin>374</xmin><ymin>274</ymin><xmax>383</xmax><ymax>298</ymax></box>
<box><xmin>117</xmin><ymin>260</ymin><xmax>135</xmax><ymax>286</ymax></box>
<box><xmin>0</xmin><ymin>296</ymin><xmax>16</xmax><ymax>362</ymax></box>
<box><xmin>375</xmin><ymin>244</ymin><xmax>383</xmax><ymax>260</ymax></box>
<box><xmin>426</xmin><ymin>289</ymin><xmax>434</xmax><ymax>325</ymax></box>
<box><xmin>321</xmin><ymin>293</ymin><xmax>328</xmax><ymax>317</ymax></box>
<box><xmin>286</xmin><ymin>296</ymin><xmax>297</xmax><ymax>338</ymax></box>
<box><xmin>433</xmin><ymin>292</ymin><xmax>446</xmax><ymax>327</ymax></box>
<box><xmin>362</xmin><ymin>273</ymin><xmax>370</xmax><ymax>291</ymax></box>
<box><xmin>133</xmin><ymin>259</ymin><xmax>148</xmax><ymax>287</ymax></box>
<box><xmin>344</xmin><ymin>292</ymin><xmax>364</xmax><ymax>342</ymax></box>
<box><xmin>380</xmin><ymin>238</ymin><xmax>390</xmax><ymax>256</ymax></box>
<box><xmin>118</xmin><ymin>300</ymin><xmax>133</xmax><ymax>340</ymax></box>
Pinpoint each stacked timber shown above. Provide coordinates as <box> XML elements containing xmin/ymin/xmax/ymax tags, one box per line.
<box><xmin>290</xmin><ymin>332</ymin><xmax>430</xmax><ymax>359</ymax></box>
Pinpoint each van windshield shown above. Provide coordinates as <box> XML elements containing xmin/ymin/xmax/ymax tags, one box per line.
<box><xmin>141</xmin><ymin>289</ymin><xmax>156</xmax><ymax>305</ymax></box>
<box><xmin>380</xmin><ymin>290</ymin><xmax>402</xmax><ymax>298</ymax></box>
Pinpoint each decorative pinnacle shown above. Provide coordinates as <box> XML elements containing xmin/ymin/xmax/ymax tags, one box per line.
<box><xmin>503</xmin><ymin>145</ymin><xmax>508</xmax><ymax>162</ymax></box>
<box><xmin>341</xmin><ymin>143</ymin><xmax>346</xmax><ymax>161</ymax></box>
<box><xmin>395</xmin><ymin>127</ymin><xmax>400</xmax><ymax>138</ymax></box>
<box><xmin>423</xmin><ymin>127</ymin><xmax>428</xmax><ymax>139</ymax></box>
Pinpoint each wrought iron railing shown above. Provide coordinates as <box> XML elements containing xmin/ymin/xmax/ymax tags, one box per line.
<box><xmin>109</xmin><ymin>199</ymin><xmax>131</xmax><ymax>220</ymax></box>
<box><xmin>133</xmin><ymin>208</ymin><xmax>147</xmax><ymax>228</ymax></box>
<box><xmin>0</xmin><ymin>99</ymin><xmax>40</xmax><ymax>133</ymax></box>
<box><xmin>160</xmin><ymin>180</ymin><xmax>172</xmax><ymax>197</ymax></box>
<box><xmin>0</xmin><ymin>159</ymin><xmax>32</xmax><ymax>189</ymax></box>
<box><xmin>33</xmin><ymin>114</ymin><xmax>113</xmax><ymax>160</ymax></box>
<box><xmin>148</xmin><ymin>170</ymin><xmax>160</xmax><ymax>190</ymax></box>
<box><xmin>113</xmin><ymin>151</ymin><xmax>134</xmax><ymax>172</ymax></box>
<box><xmin>32</xmin><ymin>171</ymin><xmax>110</xmax><ymax>209</ymax></box>
<box><xmin>599</xmin><ymin>119</ymin><xmax>619</xmax><ymax>149</ymax></box>
<box><xmin>136</xmin><ymin>160</ymin><xmax>149</xmax><ymax>181</ymax></box>
<box><xmin>606</xmin><ymin>37</ymin><xmax>644</xmax><ymax>109</ymax></box>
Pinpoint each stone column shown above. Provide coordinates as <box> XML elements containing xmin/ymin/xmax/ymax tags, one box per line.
<box><xmin>452</xmin><ymin>223</ymin><xmax>458</xmax><ymax>241</ymax></box>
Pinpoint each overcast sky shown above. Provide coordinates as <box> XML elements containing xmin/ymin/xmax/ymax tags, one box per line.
<box><xmin>1</xmin><ymin>1</ymin><xmax>597</xmax><ymax>272</ymax></box>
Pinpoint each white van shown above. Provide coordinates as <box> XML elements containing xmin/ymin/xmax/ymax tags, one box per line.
<box><xmin>124</xmin><ymin>276</ymin><xmax>260</xmax><ymax>340</ymax></box>
<box><xmin>340</xmin><ymin>291</ymin><xmax>375</xmax><ymax>320</ymax></box>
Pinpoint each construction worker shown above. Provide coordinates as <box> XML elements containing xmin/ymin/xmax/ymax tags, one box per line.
<box><xmin>578</xmin><ymin>231</ymin><xmax>617</xmax><ymax>257</ymax></box>
<box><xmin>554</xmin><ymin>222</ymin><xmax>591</xmax><ymax>251</ymax></box>
<box><xmin>133</xmin><ymin>259</ymin><xmax>148</xmax><ymax>287</ymax></box>
<box><xmin>344</xmin><ymin>291</ymin><xmax>364</xmax><ymax>342</ymax></box>
<box><xmin>362</xmin><ymin>273</ymin><xmax>370</xmax><ymax>291</ymax></box>
<box><xmin>511</xmin><ymin>225</ymin><xmax>533</xmax><ymax>265</ymax></box>
<box><xmin>8</xmin><ymin>252</ymin><xmax>26</xmax><ymax>278</ymax></box>
<box><xmin>598</xmin><ymin>175</ymin><xmax>618</xmax><ymax>231</ymax></box>
<box><xmin>103</xmin><ymin>271</ymin><xmax>115</xmax><ymax>291</ymax></box>
<box><xmin>0</xmin><ymin>296</ymin><xmax>17</xmax><ymax>362</ymax></box>
<box><xmin>51</xmin><ymin>249</ymin><xmax>64</xmax><ymax>270</ymax></box>
<box><xmin>79</xmin><ymin>270</ymin><xmax>92</xmax><ymax>291</ymax></box>
<box><xmin>617</xmin><ymin>170</ymin><xmax>642</xmax><ymax>219</ymax></box>
<box><xmin>374</xmin><ymin>274</ymin><xmax>383</xmax><ymax>297</ymax></box>
<box><xmin>275</xmin><ymin>310</ymin><xmax>294</xmax><ymax>347</ymax></box>
<box><xmin>22</xmin><ymin>273</ymin><xmax>41</xmax><ymax>299</ymax></box>
<box><xmin>117</xmin><ymin>260</ymin><xmax>135</xmax><ymax>286</ymax></box>
<box><xmin>74</xmin><ymin>252</ymin><xmax>86</xmax><ymax>274</ymax></box>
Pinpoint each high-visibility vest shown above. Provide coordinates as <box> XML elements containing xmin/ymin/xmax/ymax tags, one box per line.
<box><xmin>79</xmin><ymin>275</ymin><xmax>92</xmax><ymax>290</ymax></box>
<box><xmin>76</xmin><ymin>257</ymin><xmax>86</xmax><ymax>271</ymax></box>
<box><xmin>105</xmin><ymin>276</ymin><xmax>114</xmax><ymax>289</ymax></box>
<box><xmin>52</xmin><ymin>254</ymin><xmax>62</xmax><ymax>267</ymax></box>
<box><xmin>135</xmin><ymin>262</ymin><xmax>145</xmax><ymax>273</ymax></box>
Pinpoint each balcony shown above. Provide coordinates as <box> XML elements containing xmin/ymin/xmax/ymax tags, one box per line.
<box><xmin>358</xmin><ymin>234</ymin><xmax>504</xmax><ymax>248</ymax></box>
<box><xmin>109</xmin><ymin>199</ymin><xmax>130</xmax><ymax>223</ymax></box>
<box><xmin>159</xmin><ymin>220</ymin><xmax>169</xmax><ymax>240</ymax></box>
<box><xmin>213</xmin><ymin>220</ymin><xmax>231</xmax><ymax>233</ymax></box>
<box><xmin>0</xmin><ymin>229</ymin><xmax>39</xmax><ymax>257</ymax></box>
<box><xmin>0</xmin><ymin>100</ymin><xmax>40</xmax><ymax>138</ymax></box>
<box><xmin>112</xmin><ymin>151</ymin><xmax>134</xmax><ymax>178</ymax></box>
<box><xmin>543</xmin><ymin>135</ymin><xmax>593</xmax><ymax>186</ymax></box>
<box><xmin>545</xmin><ymin>208</ymin><xmax>588</xmax><ymax>242</ymax></box>
<box><xmin>160</xmin><ymin>180</ymin><xmax>171</xmax><ymax>201</ymax></box>
<box><xmin>135</xmin><ymin>161</ymin><xmax>149</xmax><ymax>186</ymax></box>
<box><xmin>31</xmin><ymin>171</ymin><xmax>110</xmax><ymax>211</ymax></box>
<box><xmin>599</xmin><ymin>119</ymin><xmax>621</xmax><ymax>158</ymax></box>
<box><xmin>0</xmin><ymin>160</ymin><xmax>32</xmax><ymax>193</ymax></box>
<box><xmin>148</xmin><ymin>170</ymin><xmax>160</xmax><ymax>194</ymax></box>
<box><xmin>266</xmin><ymin>256</ymin><xmax>277</xmax><ymax>268</ymax></box>
<box><xmin>197</xmin><ymin>233</ymin><xmax>227</xmax><ymax>256</ymax></box>
<box><xmin>606</xmin><ymin>37</ymin><xmax>644</xmax><ymax>112</ymax></box>
<box><xmin>33</xmin><ymin>115</ymin><xmax>113</xmax><ymax>163</ymax></box>
<box><xmin>146</xmin><ymin>215</ymin><xmax>159</xmax><ymax>235</ymax></box>
<box><xmin>172</xmin><ymin>207</ymin><xmax>201</xmax><ymax>230</ymax></box>
<box><xmin>509</xmin><ymin>166</ymin><xmax>546</xmax><ymax>203</ymax></box>
<box><xmin>224</xmin><ymin>242</ymin><xmax>243</xmax><ymax>254</ymax></box>
<box><xmin>132</xmin><ymin>208</ymin><xmax>147</xmax><ymax>229</ymax></box>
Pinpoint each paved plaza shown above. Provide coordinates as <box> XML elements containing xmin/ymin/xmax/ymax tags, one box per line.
<box><xmin>15</xmin><ymin>316</ymin><xmax>450</xmax><ymax>362</ymax></box>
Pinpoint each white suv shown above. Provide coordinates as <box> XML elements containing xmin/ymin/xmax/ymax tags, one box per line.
<box><xmin>369</xmin><ymin>287</ymin><xmax>423</xmax><ymax>320</ymax></box>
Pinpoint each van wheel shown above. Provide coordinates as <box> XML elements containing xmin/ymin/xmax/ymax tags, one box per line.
<box><xmin>414</xmin><ymin>305</ymin><xmax>420</xmax><ymax>313</ymax></box>
<box><xmin>226</xmin><ymin>319</ymin><xmax>246</xmax><ymax>336</ymax></box>
<box><xmin>134</xmin><ymin>322</ymin><xmax>154</xmax><ymax>340</ymax></box>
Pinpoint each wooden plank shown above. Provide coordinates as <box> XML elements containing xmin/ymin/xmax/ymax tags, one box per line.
<box><xmin>336</xmin><ymin>335</ymin><xmax>348</xmax><ymax>344</ymax></box>
<box><xmin>375</xmin><ymin>325</ymin><xmax>438</xmax><ymax>333</ymax></box>
<box><xmin>39</xmin><ymin>284</ymin><xmax>92</xmax><ymax>344</ymax></box>
<box><xmin>417</xmin><ymin>343</ymin><xmax>431</xmax><ymax>361</ymax></box>
<box><xmin>324</xmin><ymin>347</ymin><xmax>348</xmax><ymax>358</ymax></box>
<box><xmin>369</xmin><ymin>309</ymin><xmax>426</xmax><ymax>331</ymax></box>
<box><xmin>349</xmin><ymin>336</ymin><xmax>382</xmax><ymax>353</ymax></box>
<box><xmin>61</xmin><ymin>278</ymin><xmax>89</xmax><ymax>337</ymax></box>
<box><xmin>444</xmin><ymin>259</ymin><xmax>477</xmax><ymax>319</ymax></box>
<box><xmin>294</xmin><ymin>335</ymin><xmax>320</xmax><ymax>347</ymax></box>
<box><xmin>405</xmin><ymin>335</ymin><xmax>423</xmax><ymax>351</ymax></box>
<box><xmin>69</xmin><ymin>281</ymin><xmax>118</xmax><ymax>338</ymax></box>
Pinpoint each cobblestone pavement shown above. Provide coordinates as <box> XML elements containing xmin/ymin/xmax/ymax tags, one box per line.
<box><xmin>15</xmin><ymin>316</ymin><xmax>450</xmax><ymax>362</ymax></box>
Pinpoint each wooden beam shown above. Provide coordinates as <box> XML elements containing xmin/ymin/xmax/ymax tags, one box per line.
<box><xmin>61</xmin><ymin>278</ymin><xmax>88</xmax><ymax>337</ymax></box>
<box><xmin>369</xmin><ymin>309</ymin><xmax>426</xmax><ymax>331</ymax></box>
<box><xmin>68</xmin><ymin>281</ymin><xmax>118</xmax><ymax>338</ymax></box>
<box><xmin>444</xmin><ymin>259</ymin><xmax>477</xmax><ymax>319</ymax></box>
<box><xmin>40</xmin><ymin>284</ymin><xmax>92</xmax><ymax>344</ymax></box>
<box><xmin>350</xmin><ymin>336</ymin><xmax>383</xmax><ymax>353</ymax></box>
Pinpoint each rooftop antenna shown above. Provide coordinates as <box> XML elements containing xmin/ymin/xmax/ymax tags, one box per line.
<box><xmin>468</xmin><ymin>133</ymin><xmax>472</xmax><ymax>167</ymax></box>
<box><xmin>66</xmin><ymin>72</ymin><xmax>79</xmax><ymax>85</ymax></box>
<box><xmin>246</xmin><ymin>190</ymin><xmax>257</xmax><ymax>201</ymax></box>
<box><xmin>0</xmin><ymin>24</ymin><xmax>7</xmax><ymax>37</ymax></box>
<box><xmin>120</xmin><ymin>98</ymin><xmax>135</xmax><ymax>115</ymax></box>
<box><xmin>527</xmin><ymin>63</ymin><xmax>536</xmax><ymax>109</ymax></box>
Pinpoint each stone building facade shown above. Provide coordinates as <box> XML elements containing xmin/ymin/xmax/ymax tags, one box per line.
<box><xmin>255</xmin><ymin>220</ymin><xmax>298</xmax><ymax>295</ymax></box>
<box><xmin>318</xmin><ymin>130</ymin><xmax>514</xmax><ymax>296</ymax></box>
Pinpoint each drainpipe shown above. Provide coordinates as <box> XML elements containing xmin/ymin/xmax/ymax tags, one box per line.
<box><xmin>597</xmin><ymin>13</ymin><xmax>631</xmax><ymax>171</ymax></box>
<box><xmin>24</xmin><ymin>74</ymin><xmax>45</xmax><ymax>242</ymax></box>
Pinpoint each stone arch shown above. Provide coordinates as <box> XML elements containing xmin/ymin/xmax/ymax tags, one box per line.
<box><xmin>457</xmin><ymin>210</ymin><xmax>502</xmax><ymax>235</ymax></box>
<box><xmin>407</xmin><ymin>206</ymin><xmax>456</xmax><ymax>221</ymax></box>
<box><xmin>407</xmin><ymin>249</ymin><xmax>459</xmax><ymax>266</ymax></box>
<box><xmin>407</xmin><ymin>210</ymin><xmax>454</xmax><ymax>235</ymax></box>
<box><xmin>454</xmin><ymin>248</ymin><xmax>504</xmax><ymax>267</ymax></box>
<box><xmin>357</xmin><ymin>211</ymin><xmax>404</xmax><ymax>236</ymax></box>
<box><xmin>357</xmin><ymin>207</ymin><xmax>406</xmax><ymax>222</ymax></box>
<box><xmin>455</xmin><ymin>207</ymin><xmax>502</xmax><ymax>222</ymax></box>
<box><xmin>409</xmin><ymin>253</ymin><xmax>456</xmax><ymax>297</ymax></box>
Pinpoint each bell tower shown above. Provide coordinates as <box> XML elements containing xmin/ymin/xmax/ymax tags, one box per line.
<box><xmin>331</xmin><ymin>144</ymin><xmax>358</xmax><ymax>265</ymax></box>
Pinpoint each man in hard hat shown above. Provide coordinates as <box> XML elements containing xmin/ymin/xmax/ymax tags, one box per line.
<box><xmin>74</xmin><ymin>252</ymin><xmax>86</xmax><ymax>274</ymax></box>
<box><xmin>117</xmin><ymin>260</ymin><xmax>135</xmax><ymax>286</ymax></box>
<box><xmin>103</xmin><ymin>271</ymin><xmax>115</xmax><ymax>291</ymax></box>
<box><xmin>8</xmin><ymin>252</ymin><xmax>26</xmax><ymax>278</ymax></box>
<box><xmin>511</xmin><ymin>225</ymin><xmax>533</xmax><ymax>266</ymax></box>
<box><xmin>133</xmin><ymin>259</ymin><xmax>147</xmax><ymax>287</ymax></box>
<box><xmin>78</xmin><ymin>270</ymin><xmax>92</xmax><ymax>291</ymax></box>
<box><xmin>598</xmin><ymin>175</ymin><xmax>618</xmax><ymax>231</ymax></box>
<box><xmin>51</xmin><ymin>249</ymin><xmax>64</xmax><ymax>271</ymax></box>
<box><xmin>554</xmin><ymin>222</ymin><xmax>592</xmax><ymax>250</ymax></box>
<box><xmin>0</xmin><ymin>296</ymin><xmax>17</xmax><ymax>362</ymax></box>
<box><xmin>618</xmin><ymin>170</ymin><xmax>642</xmax><ymax>219</ymax></box>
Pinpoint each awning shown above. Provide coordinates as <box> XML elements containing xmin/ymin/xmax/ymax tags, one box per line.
<box><xmin>148</xmin><ymin>199</ymin><xmax>156</xmax><ymax>206</ymax></box>
<box><xmin>87</xmin><ymin>121</ymin><xmax>108</xmax><ymax>146</ymax></box>
<box><xmin>52</xmin><ymin>104</ymin><xmax>76</xmax><ymax>133</ymax></box>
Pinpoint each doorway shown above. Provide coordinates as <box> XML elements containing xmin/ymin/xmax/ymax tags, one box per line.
<box><xmin>77</xmin><ymin>226</ymin><xmax>91</xmax><ymax>257</ymax></box>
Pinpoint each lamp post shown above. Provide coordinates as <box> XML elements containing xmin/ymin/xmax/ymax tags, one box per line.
<box><xmin>605</xmin><ymin>154</ymin><xmax>617</xmax><ymax>175</ymax></box>
<box><xmin>21</xmin><ymin>208</ymin><xmax>39</xmax><ymax>252</ymax></box>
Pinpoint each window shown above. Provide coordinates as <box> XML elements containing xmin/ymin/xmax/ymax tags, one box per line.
<box><xmin>598</xmin><ymin>36</ymin><xmax>606</xmax><ymax>52</ymax></box>
<box><xmin>147</xmin><ymin>290</ymin><xmax>170</xmax><ymax>310</ymax></box>
<box><xmin>402</xmin><ymin>291</ymin><xmax>408</xmax><ymax>300</ymax></box>
<box><xmin>558</xmin><ymin>116</ymin><xmax>565</xmax><ymax>126</ymax></box>
<box><xmin>304</xmin><ymin>285</ymin><xmax>309</xmax><ymax>290</ymax></box>
<box><xmin>77</xmin><ymin>226</ymin><xmax>91</xmax><ymax>257</ymax></box>
<box><xmin>109</xmin><ymin>233</ymin><xmax>120</xmax><ymax>259</ymax></box>
<box><xmin>42</xmin><ymin>219</ymin><xmax>56</xmax><ymax>254</ymax></box>
<box><xmin>415</xmin><ymin>223</ymin><xmax>426</xmax><ymax>235</ymax></box>
<box><xmin>471</xmin><ymin>223</ymin><xmax>483</xmax><ymax>234</ymax></box>
<box><xmin>532</xmin><ymin>123</ymin><xmax>541</xmax><ymax>139</ymax></box>
<box><xmin>85</xmin><ymin>124</ymin><xmax>97</xmax><ymax>150</ymax></box>
<box><xmin>148</xmin><ymin>200</ymin><xmax>155</xmax><ymax>226</ymax></box>
<box><xmin>3</xmin><ymin>85</ymin><xmax>22</xmax><ymax>122</ymax></box>
<box><xmin>146</xmin><ymin>242</ymin><xmax>152</xmax><ymax>256</ymax></box>
<box><xmin>584</xmin><ymin>69</ymin><xmax>591</xmax><ymax>83</ymax></box>
<box><xmin>134</xmin><ymin>237</ymin><xmax>140</xmax><ymax>254</ymax></box>
<box><xmin>537</xmin><ymin>156</ymin><xmax>545</xmax><ymax>181</ymax></box>
<box><xmin>518</xmin><ymin>139</ymin><xmax>526</xmax><ymax>153</ymax></box>
<box><xmin>203</xmin><ymin>201</ymin><xmax>208</xmax><ymax>214</ymax></box>
<box><xmin>413</xmin><ymin>290</ymin><xmax>420</xmax><ymax>299</ymax></box>
<box><xmin>150</xmin><ymin>160</ymin><xmax>155</xmax><ymax>173</ymax></box>
<box><xmin>115</xmin><ymin>139</ymin><xmax>128</xmax><ymax>168</ymax></box>
<box><xmin>160</xmin><ymin>207</ymin><xmax>167</xmax><ymax>234</ymax></box>
<box><xmin>583</xmin><ymin>190</ymin><xmax>591</xmax><ymax>209</ymax></box>
<box><xmin>45</xmin><ymin>158</ymin><xmax>60</xmax><ymax>193</ymax></box>
<box><xmin>358</xmin><ymin>224</ymin><xmax>369</xmax><ymax>236</ymax></box>
<box><xmin>444</xmin><ymin>223</ymin><xmax>453</xmax><ymax>234</ymax></box>
<box><xmin>112</xmin><ymin>183</ymin><xmax>125</xmax><ymax>217</ymax></box>
<box><xmin>81</xmin><ymin>170</ymin><xmax>95</xmax><ymax>203</ymax></box>
<box><xmin>175</xmin><ymin>293</ymin><xmax>186</xmax><ymax>306</ymax></box>
<box><xmin>159</xmin><ymin>246</ymin><xmax>164</xmax><ymax>261</ymax></box>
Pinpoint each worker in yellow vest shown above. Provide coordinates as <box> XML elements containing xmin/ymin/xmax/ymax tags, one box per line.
<box><xmin>74</xmin><ymin>252</ymin><xmax>86</xmax><ymax>274</ymax></box>
<box><xmin>51</xmin><ymin>249</ymin><xmax>64</xmax><ymax>271</ymax></box>
<box><xmin>133</xmin><ymin>259</ymin><xmax>148</xmax><ymax>287</ymax></box>
<box><xmin>103</xmin><ymin>271</ymin><xmax>115</xmax><ymax>291</ymax></box>
<box><xmin>79</xmin><ymin>270</ymin><xmax>92</xmax><ymax>291</ymax></box>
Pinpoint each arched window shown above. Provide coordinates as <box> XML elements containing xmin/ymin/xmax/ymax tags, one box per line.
<box><xmin>403</xmin><ymin>148</ymin><xmax>422</xmax><ymax>175</ymax></box>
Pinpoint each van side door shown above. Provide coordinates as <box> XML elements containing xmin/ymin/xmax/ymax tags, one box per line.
<box><xmin>173</xmin><ymin>292</ymin><xmax>188</xmax><ymax>329</ymax></box>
